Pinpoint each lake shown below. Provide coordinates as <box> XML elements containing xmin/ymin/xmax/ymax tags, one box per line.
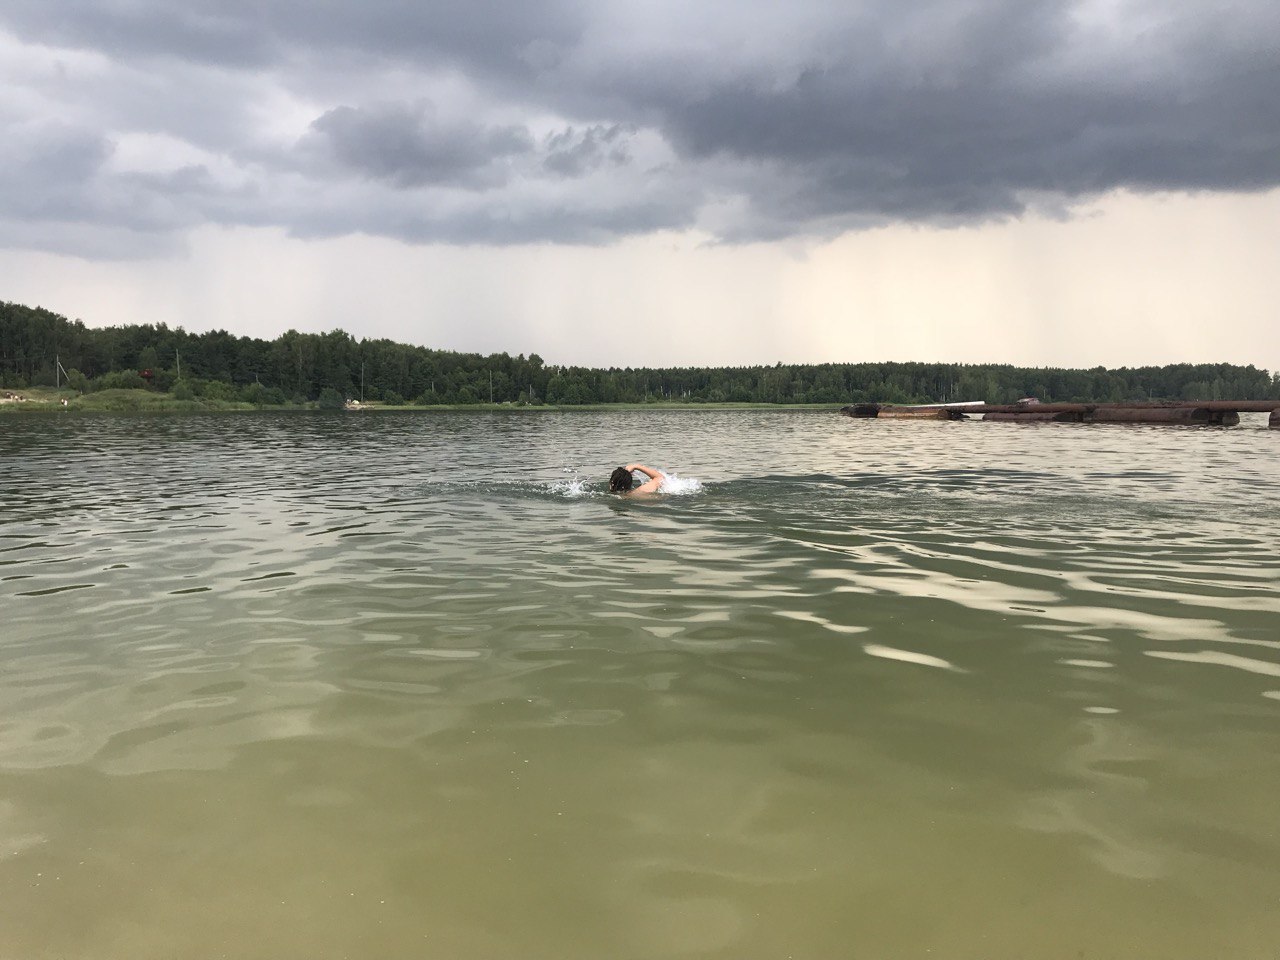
<box><xmin>2</xmin><ymin>409</ymin><xmax>1278</xmax><ymax>959</ymax></box>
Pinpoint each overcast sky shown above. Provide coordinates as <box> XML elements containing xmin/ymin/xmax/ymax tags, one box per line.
<box><xmin>2</xmin><ymin>0</ymin><xmax>1277</xmax><ymax>369</ymax></box>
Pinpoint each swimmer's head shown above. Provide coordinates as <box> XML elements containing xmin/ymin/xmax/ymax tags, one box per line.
<box><xmin>609</xmin><ymin>466</ymin><xmax>634</xmax><ymax>492</ymax></box>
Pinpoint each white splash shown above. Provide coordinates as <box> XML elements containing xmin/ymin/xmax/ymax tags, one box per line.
<box><xmin>549</xmin><ymin>477</ymin><xmax>591</xmax><ymax>498</ymax></box>
<box><xmin>658</xmin><ymin>473</ymin><xmax>704</xmax><ymax>495</ymax></box>
<box><xmin>547</xmin><ymin>469</ymin><xmax>702</xmax><ymax>498</ymax></box>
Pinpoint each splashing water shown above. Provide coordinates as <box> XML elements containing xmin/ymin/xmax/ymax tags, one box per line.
<box><xmin>549</xmin><ymin>475</ymin><xmax>592</xmax><ymax>497</ymax></box>
<box><xmin>547</xmin><ymin>470</ymin><xmax>703</xmax><ymax>498</ymax></box>
<box><xmin>659</xmin><ymin>472</ymin><xmax>704</xmax><ymax>495</ymax></box>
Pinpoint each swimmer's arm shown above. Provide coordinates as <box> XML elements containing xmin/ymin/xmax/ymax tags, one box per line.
<box><xmin>625</xmin><ymin>463</ymin><xmax>661</xmax><ymax>481</ymax></box>
<box><xmin>626</xmin><ymin>463</ymin><xmax>664</xmax><ymax>494</ymax></box>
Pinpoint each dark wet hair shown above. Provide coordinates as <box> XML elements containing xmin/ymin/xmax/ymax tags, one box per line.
<box><xmin>609</xmin><ymin>466</ymin><xmax>634</xmax><ymax>492</ymax></box>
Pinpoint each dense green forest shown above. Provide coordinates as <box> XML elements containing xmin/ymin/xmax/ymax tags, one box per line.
<box><xmin>4</xmin><ymin>300</ymin><xmax>1278</xmax><ymax>406</ymax></box>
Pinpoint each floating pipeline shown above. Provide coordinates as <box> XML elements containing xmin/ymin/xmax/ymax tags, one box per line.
<box><xmin>841</xmin><ymin>400</ymin><xmax>1280</xmax><ymax>427</ymax></box>
<box><xmin>841</xmin><ymin>403</ymin><xmax>970</xmax><ymax>420</ymax></box>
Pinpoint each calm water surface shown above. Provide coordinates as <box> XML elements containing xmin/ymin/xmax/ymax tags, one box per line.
<box><xmin>2</xmin><ymin>410</ymin><xmax>1278</xmax><ymax>959</ymax></box>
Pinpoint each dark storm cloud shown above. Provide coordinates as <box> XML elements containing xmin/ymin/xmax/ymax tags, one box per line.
<box><xmin>0</xmin><ymin>124</ymin><xmax>167</xmax><ymax>231</ymax></box>
<box><xmin>0</xmin><ymin>124</ymin><xmax>110</xmax><ymax>199</ymax></box>
<box><xmin>0</xmin><ymin>0</ymin><xmax>584</xmax><ymax>76</ymax></box>
<box><xmin>542</xmin><ymin>125</ymin><xmax>632</xmax><ymax>178</ymax></box>
<box><xmin>580</xmin><ymin>0</ymin><xmax>1280</xmax><ymax>234</ymax></box>
<box><xmin>1</xmin><ymin>0</ymin><xmax>1278</xmax><ymax>252</ymax></box>
<box><xmin>309</xmin><ymin>102</ymin><xmax>534</xmax><ymax>188</ymax></box>
<box><xmin>0</xmin><ymin>122</ymin><xmax>220</xmax><ymax>257</ymax></box>
<box><xmin>0</xmin><ymin>0</ymin><xmax>278</xmax><ymax>67</ymax></box>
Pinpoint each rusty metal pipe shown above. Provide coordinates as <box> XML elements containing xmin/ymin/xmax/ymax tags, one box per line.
<box><xmin>953</xmin><ymin>400</ymin><xmax>1278</xmax><ymax>414</ymax></box>
<box><xmin>983</xmin><ymin>411</ymin><xmax>1082</xmax><ymax>422</ymax></box>
<box><xmin>845</xmin><ymin>401</ymin><xmax>1279</xmax><ymax>422</ymax></box>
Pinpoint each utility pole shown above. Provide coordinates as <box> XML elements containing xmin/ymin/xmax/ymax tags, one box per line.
<box><xmin>489</xmin><ymin>370</ymin><xmax>493</xmax><ymax>404</ymax></box>
<box><xmin>175</xmin><ymin>349</ymin><xmax>180</xmax><ymax>379</ymax></box>
<box><xmin>55</xmin><ymin>354</ymin><xmax>60</xmax><ymax>389</ymax></box>
<box><xmin>360</xmin><ymin>362</ymin><xmax>365</xmax><ymax>403</ymax></box>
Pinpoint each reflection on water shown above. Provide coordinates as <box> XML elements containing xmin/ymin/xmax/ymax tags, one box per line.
<box><xmin>1</xmin><ymin>410</ymin><xmax>1278</xmax><ymax>958</ymax></box>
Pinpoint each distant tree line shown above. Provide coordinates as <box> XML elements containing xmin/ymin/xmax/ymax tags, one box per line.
<box><xmin>4</xmin><ymin>300</ymin><xmax>1279</xmax><ymax>406</ymax></box>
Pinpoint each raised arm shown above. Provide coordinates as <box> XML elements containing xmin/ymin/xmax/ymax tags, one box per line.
<box><xmin>625</xmin><ymin>463</ymin><xmax>664</xmax><ymax>494</ymax></box>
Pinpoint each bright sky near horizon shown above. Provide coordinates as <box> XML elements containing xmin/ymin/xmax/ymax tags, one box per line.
<box><xmin>1</xmin><ymin>1</ymin><xmax>1277</xmax><ymax>371</ymax></box>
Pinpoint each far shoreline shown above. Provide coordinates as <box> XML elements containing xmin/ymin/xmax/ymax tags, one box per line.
<box><xmin>1</xmin><ymin>387</ymin><xmax>845</xmax><ymax>414</ymax></box>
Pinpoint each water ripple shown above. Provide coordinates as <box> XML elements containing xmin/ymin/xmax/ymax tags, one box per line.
<box><xmin>2</xmin><ymin>410</ymin><xmax>1278</xmax><ymax>958</ymax></box>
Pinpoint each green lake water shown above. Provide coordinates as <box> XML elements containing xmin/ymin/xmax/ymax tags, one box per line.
<box><xmin>1</xmin><ymin>410</ymin><xmax>1278</xmax><ymax>959</ymax></box>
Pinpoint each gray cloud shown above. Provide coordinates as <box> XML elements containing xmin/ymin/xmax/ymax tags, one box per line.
<box><xmin>308</xmin><ymin>102</ymin><xmax>534</xmax><ymax>188</ymax></box>
<box><xmin>1</xmin><ymin>0</ymin><xmax>1278</xmax><ymax>254</ymax></box>
<box><xmin>0</xmin><ymin>0</ymin><xmax>584</xmax><ymax>72</ymax></box>
<box><xmin>603</xmin><ymin>2</ymin><xmax>1280</xmax><ymax>232</ymax></box>
<box><xmin>288</xmin><ymin>194</ymin><xmax>695</xmax><ymax>247</ymax></box>
<box><xmin>0</xmin><ymin>123</ymin><xmax>200</xmax><ymax>252</ymax></box>
<box><xmin>543</xmin><ymin>124</ymin><xmax>631</xmax><ymax>178</ymax></box>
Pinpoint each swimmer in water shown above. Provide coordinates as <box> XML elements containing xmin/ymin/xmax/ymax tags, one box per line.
<box><xmin>609</xmin><ymin>463</ymin><xmax>663</xmax><ymax>495</ymax></box>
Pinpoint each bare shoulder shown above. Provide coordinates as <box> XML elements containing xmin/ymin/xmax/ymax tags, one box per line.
<box><xmin>632</xmin><ymin>475</ymin><xmax>663</xmax><ymax>495</ymax></box>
